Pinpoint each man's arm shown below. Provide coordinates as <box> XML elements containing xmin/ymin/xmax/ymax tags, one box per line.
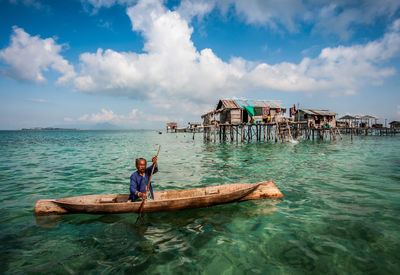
<box><xmin>145</xmin><ymin>156</ymin><xmax>159</xmax><ymax>175</ymax></box>
<box><xmin>130</xmin><ymin>175</ymin><xmax>138</xmax><ymax>196</ymax></box>
<box><xmin>130</xmin><ymin>175</ymin><xmax>146</xmax><ymax>199</ymax></box>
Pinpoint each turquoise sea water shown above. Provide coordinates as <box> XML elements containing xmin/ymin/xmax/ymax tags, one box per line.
<box><xmin>0</xmin><ymin>130</ymin><xmax>399</xmax><ymax>274</ymax></box>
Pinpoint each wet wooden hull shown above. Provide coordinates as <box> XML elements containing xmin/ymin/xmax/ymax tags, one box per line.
<box><xmin>34</xmin><ymin>181</ymin><xmax>283</xmax><ymax>216</ymax></box>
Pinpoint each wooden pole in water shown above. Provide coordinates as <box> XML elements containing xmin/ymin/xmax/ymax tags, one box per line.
<box><xmin>336</xmin><ymin>128</ymin><xmax>342</xmax><ymax>140</ymax></box>
<box><xmin>256</xmin><ymin>125</ymin><xmax>259</xmax><ymax>141</ymax></box>
<box><xmin>287</xmin><ymin>121</ymin><xmax>293</xmax><ymax>141</ymax></box>
<box><xmin>236</xmin><ymin>125</ymin><xmax>238</xmax><ymax>143</ymax></box>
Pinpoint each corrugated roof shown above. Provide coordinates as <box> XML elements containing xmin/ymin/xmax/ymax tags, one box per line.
<box><xmin>360</xmin><ymin>115</ymin><xmax>378</xmax><ymax>120</ymax></box>
<box><xmin>218</xmin><ymin>100</ymin><xmax>241</xmax><ymax>109</ymax></box>
<box><xmin>339</xmin><ymin>114</ymin><xmax>378</xmax><ymax>120</ymax></box>
<box><xmin>234</xmin><ymin>99</ymin><xmax>249</xmax><ymax>107</ymax></box>
<box><xmin>339</xmin><ymin>115</ymin><xmax>358</xmax><ymax>120</ymax></box>
<box><xmin>301</xmin><ymin>109</ymin><xmax>336</xmax><ymax>116</ymax></box>
<box><xmin>221</xmin><ymin>98</ymin><xmax>283</xmax><ymax>108</ymax></box>
<box><xmin>250</xmin><ymin>100</ymin><xmax>283</xmax><ymax>108</ymax></box>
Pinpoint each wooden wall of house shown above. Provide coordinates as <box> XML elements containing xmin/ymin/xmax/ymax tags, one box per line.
<box><xmin>300</xmin><ymin>112</ymin><xmax>337</xmax><ymax>128</ymax></box>
<box><xmin>297</xmin><ymin>111</ymin><xmax>307</xmax><ymax>121</ymax></box>
<box><xmin>268</xmin><ymin>109</ymin><xmax>283</xmax><ymax>122</ymax></box>
<box><xmin>203</xmin><ymin>115</ymin><xmax>210</xmax><ymax>125</ymax></box>
<box><xmin>270</xmin><ymin>109</ymin><xmax>278</xmax><ymax>121</ymax></box>
<box><xmin>230</xmin><ymin>109</ymin><xmax>241</xmax><ymax>124</ymax></box>
<box><xmin>220</xmin><ymin>110</ymin><xmax>228</xmax><ymax>123</ymax></box>
<box><xmin>331</xmin><ymin>117</ymin><xmax>337</xmax><ymax>127</ymax></box>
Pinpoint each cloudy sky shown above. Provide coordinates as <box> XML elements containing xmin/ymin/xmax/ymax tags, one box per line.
<box><xmin>0</xmin><ymin>0</ymin><xmax>399</xmax><ymax>129</ymax></box>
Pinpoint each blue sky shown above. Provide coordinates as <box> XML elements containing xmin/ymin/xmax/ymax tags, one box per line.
<box><xmin>0</xmin><ymin>0</ymin><xmax>399</xmax><ymax>129</ymax></box>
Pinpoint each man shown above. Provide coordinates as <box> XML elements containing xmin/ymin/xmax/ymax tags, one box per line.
<box><xmin>129</xmin><ymin>155</ymin><xmax>158</xmax><ymax>201</ymax></box>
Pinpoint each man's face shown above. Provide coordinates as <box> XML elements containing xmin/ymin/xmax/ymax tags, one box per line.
<box><xmin>136</xmin><ymin>159</ymin><xmax>147</xmax><ymax>174</ymax></box>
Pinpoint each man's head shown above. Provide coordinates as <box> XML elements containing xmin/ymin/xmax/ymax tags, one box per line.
<box><xmin>136</xmin><ymin>158</ymin><xmax>147</xmax><ymax>174</ymax></box>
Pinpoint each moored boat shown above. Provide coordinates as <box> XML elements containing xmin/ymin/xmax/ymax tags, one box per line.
<box><xmin>34</xmin><ymin>181</ymin><xmax>283</xmax><ymax>216</ymax></box>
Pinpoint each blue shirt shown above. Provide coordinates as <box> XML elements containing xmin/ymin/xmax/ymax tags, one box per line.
<box><xmin>129</xmin><ymin>164</ymin><xmax>158</xmax><ymax>201</ymax></box>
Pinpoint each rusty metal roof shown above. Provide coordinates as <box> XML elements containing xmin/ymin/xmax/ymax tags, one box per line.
<box><xmin>219</xmin><ymin>99</ymin><xmax>283</xmax><ymax>109</ymax></box>
<box><xmin>219</xmin><ymin>100</ymin><xmax>241</xmax><ymax>109</ymax></box>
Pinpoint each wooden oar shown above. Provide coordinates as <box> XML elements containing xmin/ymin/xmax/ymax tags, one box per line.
<box><xmin>136</xmin><ymin>145</ymin><xmax>161</xmax><ymax>223</ymax></box>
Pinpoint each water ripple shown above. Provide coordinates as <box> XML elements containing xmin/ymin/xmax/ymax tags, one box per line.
<box><xmin>0</xmin><ymin>131</ymin><xmax>400</xmax><ymax>274</ymax></box>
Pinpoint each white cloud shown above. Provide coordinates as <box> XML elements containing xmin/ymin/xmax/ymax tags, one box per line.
<box><xmin>74</xmin><ymin>108</ymin><xmax>170</xmax><ymax>126</ymax></box>
<box><xmin>26</xmin><ymin>98</ymin><xmax>49</xmax><ymax>103</ymax></box>
<box><xmin>175</xmin><ymin>0</ymin><xmax>215</xmax><ymax>21</ymax></box>
<box><xmin>83</xmin><ymin>0</ymin><xmax>119</xmax><ymax>8</ymax></box>
<box><xmin>245</xmin><ymin>21</ymin><xmax>400</xmax><ymax>95</ymax></box>
<box><xmin>74</xmin><ymin>0</ymin><xmax>244</xmax><ymax>104</ymax></box>
<box><xmin>314</xmin><ymin>0</ymin><xmax>400</xmax><ymax>40</ymax></box>
<box><xmin>9</xmin><ymin>0</ymin><xmax>46</xmax><ymax>10</ymax></box>
<box><xmin>81</xmin><ymin>0</ymin><xmax>136</xmax><ymax>13</ymax></box>
<box><xmin>78</xmin><ymin>108</ymin><xmax>121</xmax><ymax>123</ymax></box>
<box><xmin>0</xmin><ymin>26</ymin><xmax>76</xmax><ymax>84</ymax></box>
<box><xmin>4</xmin><ymin>1</ymin><xmax>397</xmax><ymax>118</ymax></box>
<box><xmin>73</xmin><ymin>0</ymin><xmax>400</xmax><ymax>104</ymax></box>
<box><xmin>218</xmin><ymin>0</ymin><xmax>305</xmax><ymax>32</ymax></box>
<box><xmin>82</xmin><ymin>0</ymin><xmax>400</xmax><ymax>39</ymax></box>
<box><xmin>176</xmin><ymin>0</ymin><xmax>400</xmax><ymax>39</ymax></box>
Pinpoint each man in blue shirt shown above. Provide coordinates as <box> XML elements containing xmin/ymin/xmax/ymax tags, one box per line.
<box><xmin>129</xmin><ymin>155</ymin><xmax>158</xmax><ymax>201</ymax></box>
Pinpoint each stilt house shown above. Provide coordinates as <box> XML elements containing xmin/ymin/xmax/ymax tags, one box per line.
<box><xmin>389</xmin><ymin>121</ymin><xmax>400</xmax><ymax>129</ymax></box>
<box><xmin>166</xmin><ymin>122</ymin><xmax>178</xmax><ymax>132</ymax></box>
<box><xmin>201</xmin><ymin>99</ymin><xmax>285</xmax><ymax>125</ymax></box>
<box><xmin>188</xmin><ymin>122</ymin><xmax>203</xmax><ymax>132</ymax></box>
<box><xmin>338</xmin><ymin>115</ymin><xmax>379</xmax><ymax>128</ymax></box>
<box><xmin>294</xmin><ymin>109</ymin><xmax>337</xmax><ymax>128</ymax></box>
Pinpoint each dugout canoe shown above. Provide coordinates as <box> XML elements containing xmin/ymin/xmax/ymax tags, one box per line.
<box><xmin>34</xmin><ymin>181</ymin><xmax>283</xmax><ymax>216</ymax></box>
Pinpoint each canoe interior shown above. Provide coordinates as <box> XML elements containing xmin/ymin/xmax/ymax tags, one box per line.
<box><xmin>55</xmin><ymin>183</ymin><xmax>259</xmax><ymax>205</ymax></box>
<box><xmin>34</xmin><ymin>181</ymin><xmax>283</xmax><ymax>215</ymax></box>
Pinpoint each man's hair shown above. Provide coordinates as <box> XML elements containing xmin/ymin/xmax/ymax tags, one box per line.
<box><xmin>136</xmin><ymin>158</ymin><xmax>146</xmax><ymax>166</ymax></box>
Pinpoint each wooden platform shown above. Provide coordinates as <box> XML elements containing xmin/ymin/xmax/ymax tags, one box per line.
<box><xmin>34</xmin><ymin>181</ymin><xmax>283</xmax><ymax>216</ymax></box>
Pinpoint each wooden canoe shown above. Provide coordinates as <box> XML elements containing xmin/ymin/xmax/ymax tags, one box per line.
<box><xmin>34</xmin><ymin>181</ymin><xmax>283</xmax><ymax>216</ymax></box>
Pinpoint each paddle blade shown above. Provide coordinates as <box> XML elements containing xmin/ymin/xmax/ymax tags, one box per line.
<box><xmin>138</xmin><ymin>200</ymin><xmax>145</xmax><ymax>216</ymax></box>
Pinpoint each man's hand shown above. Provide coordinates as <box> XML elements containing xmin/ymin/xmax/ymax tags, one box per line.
<box><xmin>152</xmin><ymin>155</ymin><xmax>158</xmax><ymax>164</ymax></box>
<box><xmin>139</xmin><ymin>192</ymin><xmax>147</xmax><ymax>200</ymax></box>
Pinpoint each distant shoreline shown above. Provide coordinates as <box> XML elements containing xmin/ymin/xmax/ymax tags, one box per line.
<box><xmin>2</xmin><ymin>128</ymin><xmax>160</xmax><ymax>131</ymax></box>
<box><xmin>20</xmin><ymin>127</ymin><xmax>81</xmax><ymax>131</ymax></box>
<box><xmin>0</xmin><ymin>128</ymin><xmax>162</xmax><ymax>131</ymax></box>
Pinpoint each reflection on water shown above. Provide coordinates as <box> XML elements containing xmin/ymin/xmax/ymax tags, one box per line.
<box><xmin>35</xmin><ymin>200</ymin><xmax>280</xmax><ymax>228</ymax></box>
<box><xmin>1</xmin><ymin>131</ymin><xmax>400</xmax><ymax>274</ymax></box>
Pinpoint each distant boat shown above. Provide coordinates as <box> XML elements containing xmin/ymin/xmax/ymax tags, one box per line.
<box><xmin>158</xmin><ymin>131</ymin><xmax>162</xmax><ymax>134</ymax></box>
<box><xmin>34</xmin><ymin>181</ymin><xmax>283</xmax><ymax>216</ymax></box>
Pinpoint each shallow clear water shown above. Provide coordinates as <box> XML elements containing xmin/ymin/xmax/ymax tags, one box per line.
<box><xmin>0</xmin><ymin>130</ymin><xmax>399</xmax><ymax>274</ymax></box>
